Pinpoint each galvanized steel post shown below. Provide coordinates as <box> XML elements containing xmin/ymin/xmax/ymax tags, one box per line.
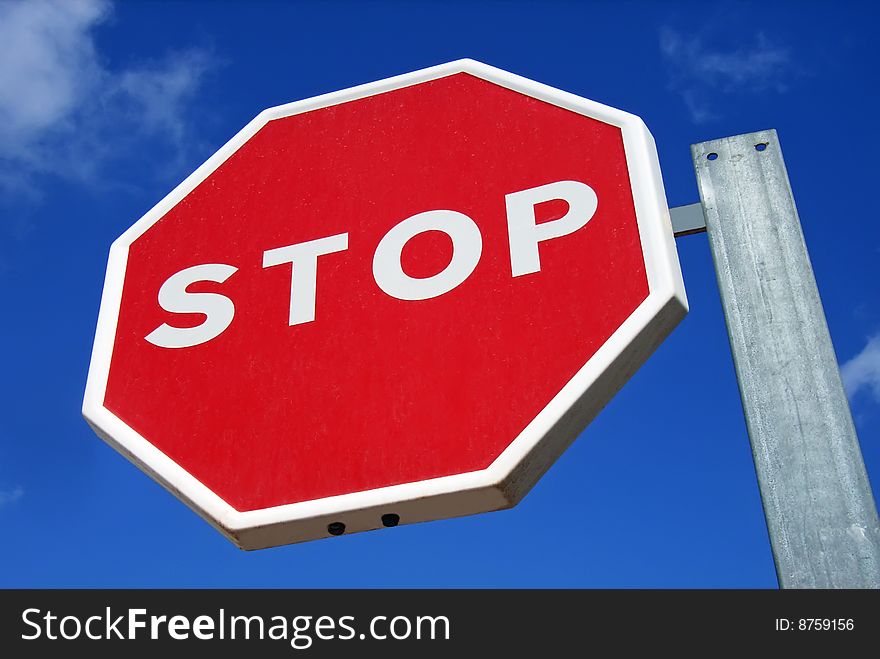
<box><xmin>691</xmin><ymin>129</ymin><xmax>880</xmax><ymax>588</ymax></box>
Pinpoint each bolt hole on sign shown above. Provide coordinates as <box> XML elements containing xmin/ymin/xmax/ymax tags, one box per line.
<box><xmin>83</xmin><ymin>60</ymin><xmax>687</xmax><ymax>550</ymax></box>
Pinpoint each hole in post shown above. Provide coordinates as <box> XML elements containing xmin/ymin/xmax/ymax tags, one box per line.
<box><xmin>381</xmin><ymin>513</ymin><xmax>400</xmax><ymax>528</ymax></box>
<box><xmin>327</xmin><ymin>522</ymin><xmax>346</xmax><ymax>536</ymax></box>
<box><xmin>755</xmin><ymin>142</ymin><xmax>768</xmax><ymax>152</ymax></box>
<box><xmin>707</xmin><ymin>152</ymin><xmax>718</xmax><ymax>161</ymax></box>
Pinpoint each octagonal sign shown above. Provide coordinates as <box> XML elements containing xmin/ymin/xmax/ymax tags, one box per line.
<box><xmin>83</xmin><ymin>59</ymin><xmax>687</xmax><ymax>550</ymax></box>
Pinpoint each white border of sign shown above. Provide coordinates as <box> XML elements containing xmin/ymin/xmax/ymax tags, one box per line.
<box><xmin>83</xmin><ymin>59</ymin><xmax>688</xmax><ymax>550</ymax></box>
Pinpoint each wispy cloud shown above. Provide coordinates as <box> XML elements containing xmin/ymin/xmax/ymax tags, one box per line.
<box><xmin>0</xmin><ymin>486</ymin><xmax>24</xmax><ymax>507</ymax></box>
<box><xmin>659</xmin><ymin>26</ymin><xmax>795</xmax><ymax>124</ymax></box>
<box><xmin>842</xmin><ymin>335</ymin><xmax>880</xmax><ymax>404</ymax></box>
<box><xmin>0</xmin><ymin>0</ymin><xmax>214</xmax><ymax>200</ymax></box>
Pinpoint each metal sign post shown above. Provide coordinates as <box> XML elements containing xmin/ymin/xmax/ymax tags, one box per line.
<box><xmin>687</xmin><ymin>129</ymin><xmax>880</xmax><ymax>588</ymax></box>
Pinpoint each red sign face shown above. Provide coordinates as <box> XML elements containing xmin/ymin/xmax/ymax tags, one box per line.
<box><xmin>84</xmin><ymin>60</ymin><xmax>686</xmax><ymax>549</ymax></box>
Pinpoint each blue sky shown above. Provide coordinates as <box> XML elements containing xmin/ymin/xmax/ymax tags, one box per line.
<box><xmin>1</xmin><ymin>0</ymin><xmax>878</xmax><ymax>587</ymax></box>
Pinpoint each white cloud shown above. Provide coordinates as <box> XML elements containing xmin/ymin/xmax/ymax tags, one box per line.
<box><xmin>0</xmin><ymin>0</ymin><xmax>105</xmax><ymax>155</ymax></box>
<box><xmin>0</xmin><ymin>486</ymin><xmax>24</xmax><ymax>507</ymax></box>
<box><xmin>0</xmin><ymin>0</ymin><xmax>213</xmax><ymax>197</ymax></box>
<box><xmin>842</xmin><ymin>335</ymin><xmax>880</xmax><ymax>404</ymax></box>
<box><xmin>659</xmin><ymin>26</ymin><xmax>795</xmax><ymax>124</ymax></box>
<box><xmin>112</xmin><ymin>50</ymin><xmax>213</xmax><ymax>148</ymax></box>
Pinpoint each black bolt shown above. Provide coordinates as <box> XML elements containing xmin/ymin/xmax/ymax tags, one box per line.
<box><xmin>327</xmin><ymin>522</ymin><xmax>345</xmax><ymax>536</ymax></box>
<box><xmin>381</xmin><ymin>513</ymin><xmax>400</xmax><ymax>528</ymax></box>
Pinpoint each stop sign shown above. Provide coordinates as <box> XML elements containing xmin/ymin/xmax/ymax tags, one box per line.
<box><xmin>83</xmin><ymin>59</ymin><xmax>686</xmax><ymax>550</ymax></box>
